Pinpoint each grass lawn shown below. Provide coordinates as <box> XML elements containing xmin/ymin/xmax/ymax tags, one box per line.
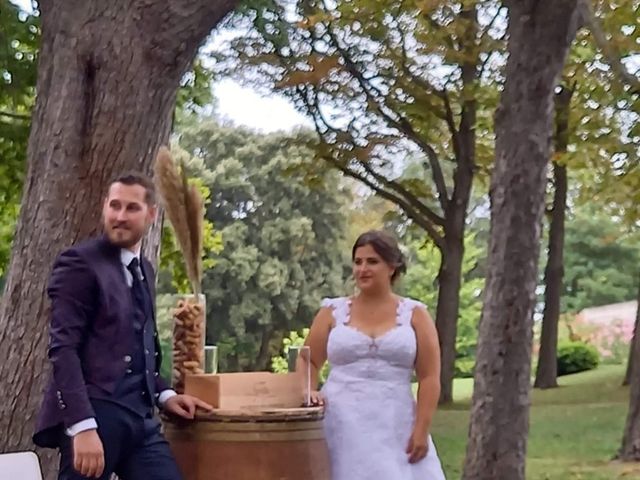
<box><xmin>429</xmin><ymin>365</ymin><xmax>637</xmax><ymax>479</ymax></box>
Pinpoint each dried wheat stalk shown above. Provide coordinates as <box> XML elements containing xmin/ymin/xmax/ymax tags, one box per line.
<box><xmin>154</xmin><ymin>146</ymin><xmax>203</xmax><ymax>295</ymax></box>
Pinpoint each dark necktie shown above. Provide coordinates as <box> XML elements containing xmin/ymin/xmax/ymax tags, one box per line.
<box><xmin>127</xmin><ymin>257</ymin><xmax>152</xmax><ymax>325</ymax></box>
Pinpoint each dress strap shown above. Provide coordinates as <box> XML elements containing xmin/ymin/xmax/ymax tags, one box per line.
<box><xmin>396</xmin><ymin>297</ymin><xmax>427</xmax><ymax>326</ymax></box>
<box><xmin>320</xmin><ymin>297</ymin><xmax>351</xmax><ymax>326</ymax></box>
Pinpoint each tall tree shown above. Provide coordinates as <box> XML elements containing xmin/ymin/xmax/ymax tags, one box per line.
<box><xmin>624</xmin><ymin>277</ymin><xmax>640</xmax><ymax>386</ymax></box>
<box><xmin>403</xmin><ymin>232</ymin><xmax>485</xmax><ymax>374</ymax></box>
<box><xmin>217</xmin><ymin>0</ymin><xmax>505</xmax><ymax>403</ymax></box>
<box><xmin>462</xmin><ymin>2</ymin><xmax>580</xmax><ymax>479</ymax></box>
<box><xmin>0</xmin><ymin>1</ymin><xmax>238</xmax><ymax>476</ymax></box>
<box><xmin>569</xmin><ymin>0</ymin><xmax>640</xmax><ymax>389</ymax></box>
<box><xmin>175</xmin><ymin>120</ymin><xmax>347</xmax><ymax>371</ymax></box>
<box><xmin>619</xmin><ymin>285</ymin><xmax>640</xmax><ymax>461</ymax></box>
<box><xmin>534</xmin><ymin>4</ymin><xmax>639</xmax><ymax>385</ymax></box>
<box><xmin>534</xmin><ymin>85</ymin><xmax>574</xmax><ymax>389</ymax></box>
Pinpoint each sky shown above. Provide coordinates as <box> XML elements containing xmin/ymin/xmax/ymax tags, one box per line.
<box><xmin>9</xmin><ymin>0</ymin><xmax>312</xmax><ymax>133</ymax></box>
<box><xmin>212</xmin><ymin>79</ymin><xmax>311</xmax><ymax>133</ymax></box>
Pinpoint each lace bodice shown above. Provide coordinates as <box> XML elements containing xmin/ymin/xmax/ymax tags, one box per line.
<box><xmin>322</xmin><ymin>296</ymin><xmax>422</xmax><ymax>380</ymax></box>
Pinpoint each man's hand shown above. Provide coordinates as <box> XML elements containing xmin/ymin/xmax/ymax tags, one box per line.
<box><xmin>73</xmin><ymin>429</ymin><xmax>105</xmax><ymax>478</ymax></box>
<box><xmin>163</xmin><ymin>394</ymin><xmax>213</xmax><ymax>419</ymax></box>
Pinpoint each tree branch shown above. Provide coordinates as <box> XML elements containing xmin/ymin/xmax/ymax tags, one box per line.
<box><xmin>154</xmin><ymin>0</ymin><xmax>240</xmax><ymax>60</ymax></box>
<box><xmin>0</xmin><ymin>111</ymin><xmax>31</xmax><ymax>121</ymax></box>
<box><xmin>578</xmin><ymin>0</ymin><xmax>640</xmax><ymax>95</ymax></box>
<box><xmin>321</xmin><ymin>153</ymin><xmax>445</xmax><ymax>248</ymax></box>
<box><xmin>476</xmin><ymin>4</ymin><xmax>507</xmax><ymax>81</ymax></box>
<box><xmin>322</xmin><ymin>24</ymin><xmax>451</xmax><ymax>211</ymax></box>
<box><xmin>300</xmin><ymin>87</ymin><xmax>446</xmax><ymax>228</ymax></box>
<box><xmin>396</xmin><ymin>27</ymin><xmax>451</xmax><ymax>125</ymax></box>
<box><xmin>440</xmin><ymin>90</ymin><xmax>459</xmax><ymax>150</ymax></box>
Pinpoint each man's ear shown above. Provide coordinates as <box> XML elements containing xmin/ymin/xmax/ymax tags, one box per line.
<box><xmin>148</xmin><ymin>204</ymin><xmax>158</xmax><ymax>223</ymax></box>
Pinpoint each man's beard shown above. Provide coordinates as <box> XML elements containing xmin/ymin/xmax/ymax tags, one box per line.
<box><xmin>106</xmin><ymin>226</ymin><xmax>144</xmax><ymax>248</ymax></box>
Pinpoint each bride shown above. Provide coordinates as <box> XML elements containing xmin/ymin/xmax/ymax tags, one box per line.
<box><xmin>304</xmin><ymin>230</ymin><xmax>446</xmax><ymax>480</ymax></box>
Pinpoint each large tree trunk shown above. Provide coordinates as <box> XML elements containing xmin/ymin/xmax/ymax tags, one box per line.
<box><xmin>623</xmin><ymin>273</ymin><xmax>640</xmax><ymax>386</ymax></box>
<box><xmin>0</xmin><ymin>1</ymin><xmax>237</xmax><ymax>477</ymax></box>
<box><xmin>619</xmin><ymin>279</ymin><xmax>640</xmax><ymax>459</ymax></box>
<box><xmin>462</xmin><ymin>2</ymin><xmax>580</xmax><ymax>479</ymax></box>
<box><xmin>534</xmin><ymin>85</ymin><xmax>573</xmax><ymax>389</ymax></box>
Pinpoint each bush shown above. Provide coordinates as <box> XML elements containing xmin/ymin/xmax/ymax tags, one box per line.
<box><xmin>557</xmin><ymin>341</ymin><xmax>599</xmax><ymax>376</ymax></box>
<box><xmin>454</xmin><ymin>357</ymin><xmax>475</xmax><ymax>379</ymax></box>
<box><xmin>272</xmin><ymin>329</ymin><xmax>330</xmax><ymax>385</ymax></box>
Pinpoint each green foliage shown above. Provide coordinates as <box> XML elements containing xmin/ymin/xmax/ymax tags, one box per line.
<box><xmin>562</xmin><ymin>205</ymin><xmax>640</xmax><ymax>312</ymax></box>
<box><xmin>171</xmin><ymin>119</ymin><xmax>348</xmax><ymax>372</ymax></box>
<box><xmin>556</xmin><ymin>341</ymin><xmax>600</xmax><ymax>376</ymax></box>
<box><xmin>271</xmin><ymin>328</ymin><xmax>330</xmax><ymax>384</ymax></box>
<box><xmin>453</xmin><ymin>357</ymin><xmax>475</xmax><ymax>379</ymax></box>
<box><xmin>175</xmin><ymin>58</ymin><xmax>216</xmax><ymax>123</ymax></box>
<box><xmin>559</xmin><ymin>2</ymin><xmax>640</xmax><ymax>224</ymax></box>
<box><xmin>0</xmin><ymin>0</ymin><xmax>39</xmax><ymax>278</ymax></box>
<box><xmin>155</xmin><ymin>293</ymin><xmax>178</xmax><ymax>380</ymax></box>
<box><xmin>402</xmin><ymin>232</ymin><xmax>485</xmax><ymax>361</ymax></box>
<box><xmin>214</xmin><ymin>0</ymin><xmax>504</xmax><ymax>236</ymax></box>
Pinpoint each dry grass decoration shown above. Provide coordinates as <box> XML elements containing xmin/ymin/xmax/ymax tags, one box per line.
<box><xmin>154</xmin><ymin>146</ymin><xmax>206</xmax><ymax>392</ymax></box>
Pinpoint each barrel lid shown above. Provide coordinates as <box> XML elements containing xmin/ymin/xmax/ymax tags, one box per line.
<box><xmin>164</xmin><ymin>406</ymin><xmax>325</xmax><ymax>424</ymax></box>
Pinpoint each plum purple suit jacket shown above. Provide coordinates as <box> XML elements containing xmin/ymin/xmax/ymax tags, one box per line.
<box><xmin>33</xmin><ymin>236</ymin><xmax>169</xmax><ymax>448</ymax></box>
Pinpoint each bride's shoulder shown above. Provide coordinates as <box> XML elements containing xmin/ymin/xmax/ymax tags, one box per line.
<box><xmin>398</xmin><ymin>296</ymin><xmax>428</xmax><ymax>310</ymax></box>
<box><xmin>320</xmin><ymin>296</ymin><xmax>349</xmax><ymax>309</ymax></box>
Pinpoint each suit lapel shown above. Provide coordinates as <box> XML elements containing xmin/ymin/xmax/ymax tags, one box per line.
<box><xmin>140</xmin><ymin>257</ymin><xmax>156</xmax><ymax>320</ymax></box>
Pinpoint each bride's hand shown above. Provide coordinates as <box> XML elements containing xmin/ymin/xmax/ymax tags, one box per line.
<box><xmin>406</xmin><ymin>428</ymin><xmax>429</xmax><ymax>463</ymax></box>
<box><xmin>309</xmin><ymin>390</ymin><xmax>325</xmax><ymax>406</ymax></box>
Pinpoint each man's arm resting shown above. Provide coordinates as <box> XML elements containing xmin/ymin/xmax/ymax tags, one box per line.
<box><xmin>158</xmin><ymin>389</ymin><xmax>177</xmax><ymax>406</ymax></box>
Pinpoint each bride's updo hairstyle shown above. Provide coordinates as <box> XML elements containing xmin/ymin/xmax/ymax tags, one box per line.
<box><xmin>351</xmin><ymin>230</ymin><xmax>407</xmax><ymax>283</ymax></box>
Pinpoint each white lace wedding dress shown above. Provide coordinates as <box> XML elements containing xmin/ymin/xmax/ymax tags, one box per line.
<box><xmin>320</xmin><ymin>297</ymin><xmax>446</xmax><ymax>480</ymax></box>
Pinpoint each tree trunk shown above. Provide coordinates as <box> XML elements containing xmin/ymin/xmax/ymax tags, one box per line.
<box><xmin>623</xmin><ymin>273</ymin><xmax>640</xmax><ymax>386</ymax></box>
<box><xmin>534</xmin><ymin>86</ymin><xmax>573</xmax><ymax>389</ymax></box>
<box><xmin>0</xmin><ymin>1</ymin><xmax>237</xmax><ymax>477</ymax></box>
<box><xmin>619</xmin><ymin>278</ymin><xmax>640</xmax><ymax>459</ymax></box>
<box><xmin>255</xmin><ymin>326</ymin><xmax>275</xmax><ymax>372</ymax></box>
<box><xmin>462</xmin><ymin>2</ymin><xmax>580</xmax><ymax>479</ymax></box>
<box><xmin>435</xmin><ymin>235</ymin><xmax>464</xmax><ymax>404</ymax></box>
<box><xmin>435</xmin><ymin>3</ymin><xmax>478</xmax><ymax>405</ymax></box>
<box><xmin>437</xmin><ymin>155</ymin><xmax>473</xmax><ymax>405</ymax></box>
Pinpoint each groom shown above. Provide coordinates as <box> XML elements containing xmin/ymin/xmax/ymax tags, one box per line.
<box><xmin>33</xmin><ymin>172</ymin><xmax>212</xmax><ymax>479</ymax></box>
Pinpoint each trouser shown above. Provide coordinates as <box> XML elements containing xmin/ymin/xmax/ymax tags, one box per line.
<box><xmin>57</xmin><ymin>400</ymin><xmax>182</xmax><ymax>480</ymax></box>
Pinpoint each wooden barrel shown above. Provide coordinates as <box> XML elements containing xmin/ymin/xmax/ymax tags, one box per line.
<box><xmin>163</xmin><ymin>407</ymin><xmax>331</xmax><ymax>480</ymax></box>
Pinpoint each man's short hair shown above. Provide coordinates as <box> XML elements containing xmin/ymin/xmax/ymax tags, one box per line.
<box><xmin>108</xmin><ymin>172</ymin><xmax>156</xmax><ymax>206</ymax></box>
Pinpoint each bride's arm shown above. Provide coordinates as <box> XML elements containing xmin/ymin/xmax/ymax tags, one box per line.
<box><xmin>302</xmin><ymin>307</ymin><xmax>333</xmax><ymax>391</ymax></box>
<box><xmin>412</xmin><ymin>306</ymin><xmax>441</xmax><ymax>442</ymax></box>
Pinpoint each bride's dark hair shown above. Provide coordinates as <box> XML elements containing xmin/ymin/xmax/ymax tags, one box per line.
<box><xmin>352</xmin><ymin>230</ymin><xmax>407</xmax><ymax>283</ymax></box>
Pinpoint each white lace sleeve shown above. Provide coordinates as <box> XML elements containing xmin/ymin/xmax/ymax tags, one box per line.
<box><xmin>320</xmin><ymin>297</ymin><xmax>338</xmax><ymax>309</ymax></box>
<box><xmin>399</xmin><ymin>298</ymin><xmax>430</xmax><ymax>325</ymax></box>
<box><xmin>320</xmin><ymin>297</ymin><xmax>349</xmax><ymax>325</ymax></box>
